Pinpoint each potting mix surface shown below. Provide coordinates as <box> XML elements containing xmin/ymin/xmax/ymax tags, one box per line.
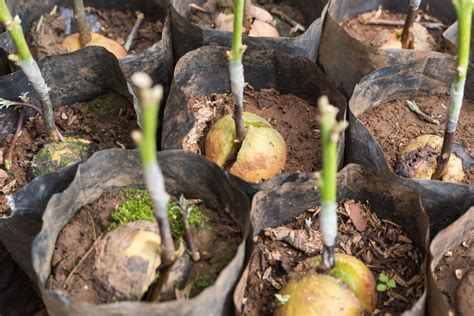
<box><xmin>187</xmin><ymin>0</ymin><xmax>307</xmax><ymax>38</ymax></box>
<box><xmin>342</xmin><ymin>9</ymin><xmax>449</xmax><ymax>52</ymax></box>
<box><xmin>434</xmin><ymin>232</ymin><xmax>474</xmax><ymax>316</ymax></box>
<box><xmin>0</xmin><ymin>92</ymin><xmax>137</xmax><ymax>214</ymax></box>
<box><xmin>28</xmin><ymin>6</ymin><xmax>163</xmax><ymax>60</ymax></box>
<box><xmin>360</xmin><ymin>94</ymin><xmax>473</xmax><ymax>185</ymax></box>
<box><xmin>46</xmin><ymin>190</ymin><xmax>241</xmax><ymax>303</ymax></box>
<box><xmin>242</xmin><ymin>200</ymin><xmax>424</xmax><ymax>315</ymax></box>
<box><xmin>184</xmin><ymin>87</ymin><xmax>323</xmax><ymax>173</ymax></box>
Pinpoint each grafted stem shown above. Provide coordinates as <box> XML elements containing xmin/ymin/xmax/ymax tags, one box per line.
<box><xmin>132</xmin><ymin>72</ymin><xmax>175</xmax><ymax>266</ymax></box>
<box><xmin>317</xmin><ymin>96</ymin><xmax>347</xmax><ymax>272</ymax></box>
<box><xmin>229</xmin><ymin>0</ymin><xmax>246</xmax><ymax>142</ymax></box>
<box><xmin>400</xmin><ymin>0</ymin><xmax>421</xmax><ymax>49</ymax></box>
<box><xmin>73</xmin><ymin>0</ymin><xmax>91</xmax><ymax>46</ymax></box>
<box><xmin>0</xmin><ymin>0</ymin><xmax>61</xmax><ymax>141</ymax></box>
<box><xmin>432</xmin><ymin>0</ymin><xmax>472</xmax><ymax>180</ymax></box>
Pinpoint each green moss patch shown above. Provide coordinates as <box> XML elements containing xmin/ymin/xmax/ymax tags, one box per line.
<box><xmin>191</xmin><ymin>273</ymin><xmax>216</xmax><ymax>297</ymax></box>
<box><xmin>89</xmin><ymin>91</ymin><xmax>129</xmax><ymax>119</ymax></box>
<box><xmin>108</xmin><ymin>189</ymin><xmax>206</xmax><ymax>240</ymax></box>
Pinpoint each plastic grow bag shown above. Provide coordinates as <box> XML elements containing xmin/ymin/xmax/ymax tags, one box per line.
<box><xmin>170</xmin><ymin>0</ymin><xmax>327</xmax><ymax>62</ymax></box>
<box><xmin>233</xmin><ymin>163</ymin><xmax>430</xmax><ymax>315</ymax></box>
<box><xmin>161</xmin><ymin>45</ymin><xmax>347</xmax><ymax>171</ymax></box>
<box><xmin>346</xmin><ymin>60</ymin><xmax>474</xmax><ymax>237</ymax></box>
<box><xmin>0</xmin><ymin>0</ymin><xmax>173</xmax><ymax>93</ymax></box>
<box><xmin>0</xmin><ymin>243</ymin><xmax>44</xmax><ymax>315</ymax></box>
<box><xmin>318</xmin><ymin>0</ymin><xmax>456</xmax><ymax>97</ymax></box>
<box><xmin>427</xmin><ymin>207</ymin><xmax>474</xmax><ymax>316</ymax></box>
<box><xmin>0</xmin><ymin>46</ymin><xmax>134</xmax><ymax>280</ymax></box>
<box><xmin>32</xmin><ymin>148</ymin><xmax>251</xmax><ymax>316</ymax></box>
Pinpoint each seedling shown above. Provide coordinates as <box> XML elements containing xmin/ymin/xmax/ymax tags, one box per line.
<box><xmin>376</xmin><ymin>273</ymin><xmax>397</xmax><ymax>292</ymax></box>
<box><xmin>0</xmin><ymin>4</ymin><xmax>97</xmax><ymax>177</ymax></box>
<box><xmin>131</xmin><ymin>72</ymin><xmax>175</xmax><ymax>266</ymax></box>
<box><xmin>394</xmin><ymin>0</ymin><xmax>472</xmax><ymax>183</ymax></box>
<box><xmin>0</xmin><ymin>0</ymin><xmax>61</xmax><ymax>141</ymax></box>
<box><xmin>432</xmin><ymin>0</ymin><xmax>472</xmax><ymax>180</ymax></box>
<box><xmin>229</xmin><ymin>0</ymin><xmax>246</xmax><ymax>142</ymax></box>
<box><xmin>63</xmin><ymin>0</ymin><xmax>127</xmax><ymax>59</ymax></box>
<box><xmin>400</xmin><ymin>0</ymin><xmax>421</xmax><ymax>49</ymax></box>
<box><xmin>204</xmin><ymin>0</ymin><xmax>287</xmax><ymax>183</ymax></box>
<box><xmin>274</xmin><ymin>97</ymin><xmax>377</xmax><ymax>315</ymax></box>
<box><xmin>405</xmin><ymin>100</ymin><xmax>440</xmax><ymax>125</ymax></box>
<box><xmin>170</xmin><ymin>195</ymin><xmax>201</xmax><ymax>261</ymax></box>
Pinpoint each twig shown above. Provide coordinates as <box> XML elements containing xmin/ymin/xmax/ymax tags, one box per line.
<box><xmin>4</xmin><ymin>108</ymin><xmax>24</xmax><ymax>170</ymax></box>
<box><xmin>50</xmin><ymin>5</ymin><xmax>58</xmax><ymax>16</ymax></box>
<box><xmin>63</xmin><ymin>235</ymin><xmax>103</xmax><ymax>288</ymax></box>
<box><xmin>188</xmin><ymin>3</ymin><xmax>209</xmax><ymax>13</ymax></box>
<box><xmin>35</xmin><ymin>15</ymin><xmax>44</xmax><ymax>32</ymax></box>
<box><xmin>365</xmin><ymin>18</ymin><xmax>405</xmax><ymax>26</ymax></box>
<box><xmin>365</xmin><ymin>18</ymin><xmax>445</xmax><ymax>30</ymax></box>
<box><xmin>86</xmin><ymin>209</ymin><xmax>97</xmax><ymax>241</ymax></box>
<box><xmin>270</xmin><ymin>8</ymin><xmax>305</xmax><ymax>33</ymax></box>
<box><xmin>406</xmin><ymin>100</ymin><xmax>440</xmax><ymax>125</ymax></box>
<box><xmin>124</xmin><ymin>11</ymin><xmax>145</xmax><ymax>52</ymax></box>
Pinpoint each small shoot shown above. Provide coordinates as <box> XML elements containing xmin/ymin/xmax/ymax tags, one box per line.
<box><xmin>317</xmin><ymin>96</ymin><xmax>348</xmax><ymax>272</ymax></box>
<box><xmin>406</xmin><ymin>100</ymin><xmax>440</xmax><ymax>125</ymax></box>
<box><xmin>400</xmin><ymin>0</ymin><xmax>421</xmax><ymax>49</ymax></box>
<box><xmin>131</xmin><ymin>72</ymin><xmax>175</xmax><ymax>266</ymax></box>
<box><xmin>170</xmin><ymin>195</ymin><xmax>201</xmax><ymax>261</ymax></box>
<box><xmin>63</xmin><ymin>0</ymin><xmax>127</xmax><ymax>58</ymax></box>
<box><xmin>0</xmin><ymin>0</ymin><xmax>62</xmax><ymax>141</ymax></box>
<box><xmin>274</xmin><ymin>293</ymin><xmax>291</xmax><ymax>306</ymax></box>
<box><xmin>229</xmin><ymin>0</ymin><xmax>246</xmax><ymax>142</ymax></box>
<box><xmin>376</xmin><ymin>273</ymin><xmax>397</xmax><ymax>292</ymax></box>
<box><xmin>432</xmin><ymin>0</ymin><xmax>472</xmax><ymax>180</ymax></box>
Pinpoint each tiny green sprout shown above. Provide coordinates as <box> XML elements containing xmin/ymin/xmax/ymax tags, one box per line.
<box><xmin>275</xmin><ymin>293</ymin><xmax>291</xmax><ymax>305</ymax></box>
<box><xmin>170</xmin><ymin>194</ymin><xmax>203</xmax><ymax>261</ymax></box>
<box><xmin>376</xmin><ymin>273</ymin><xmax>397</xmax><ymax>292</ymax></box>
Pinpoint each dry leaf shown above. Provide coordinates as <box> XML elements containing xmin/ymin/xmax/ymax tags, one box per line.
<box><xmin>0</xmin><ymin>169</ymin><xmax>7</xmax><ymax>187</ymax></box>
<box><xmin>215</xmin><ymin>13</ymin><xmax>234</xmax><ymax>32</ymax></box>
<box><xmin>249</xmin><ymin>20</ymin><xmax>279</xmax><ymax>37</ymax></box>
<box><xmin>344</xmin><ymin>201</ymin><xmax>367</xmax><ymax>232</ymax></box>
<box><xmin>251</xmin><ymin>5</ymin><xmax>274</xmax><ymax>24</ymax></box>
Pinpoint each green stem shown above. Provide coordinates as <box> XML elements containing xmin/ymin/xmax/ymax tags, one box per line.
<box><xmin>317</xmin><ymin>96</ymin><xmax>347</xmax><ymax>272</ymax></box>
<box><xmin>230</xmin><ymin>0</ymin><xmax>246</xmax><ymax>142</ymax></box>
<box><xmin>230</xmin><ymin>0</ymin><xmax>245</xmax><ymax>62</ymax></box>
<box><xmin>132</xmin><ymin>73</ymin><xmax>175</xmax><ymax>267</ymax></box>
<box><xmin>0</xmin><ymin>0</ymin><xmax>30</xmax><ymax>60</ymax></box>
<box><xmin>432</xmin><ymin>0</ymin><xmax>471</xmax><ymax>180</ymax></box>
<box><xmin>0</xmin><ymin>0</ymin><xmax>61</xmax><ymax>141</ymax></box>
<box><xmin>73</xmin><ymin>0</ymin><xmax>91</xmax><ymax>46</ymax></box>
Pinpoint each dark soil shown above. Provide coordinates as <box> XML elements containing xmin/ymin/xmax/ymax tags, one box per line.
<box><xmin>46</xmin><ymin>192</ymin><xmax>241</xmax><ymax>304</ymax></box>
<box><xmin>242</xmin><ymin>200</ymin><xmax>424</xmax><ymax>315</ymax></box>
<box><xmin>184</xmin><ymin>87</ymin><xmax>322</xmax><ymax>173</ymax></box>
<box><xmin>187</xmin><ymin>0</ymin><xmax>307</xmax><ymax>38</ymax></box>
<box><xmin>434</xmin><ymin>232</ymin><xmax>474</xmax><ymax>316</ymax></box>
<box><xmin>342</xmin><ymin>9</ymin><xmax>449</xmax><ymax>53</ymax></box>
<box><xmin>359</xmin><ymin>94</ymin><xmax>474</xmax><ymax>184</ymax></box>
<box><xmin>0</xmin><ymin>92</ymin><xmax>137</xmax><ymax>214</ymax></box>
<box><xmin>29</xmin><ymin>6</ymin><xmax>163</xmax><ymax>60</ymax></box>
